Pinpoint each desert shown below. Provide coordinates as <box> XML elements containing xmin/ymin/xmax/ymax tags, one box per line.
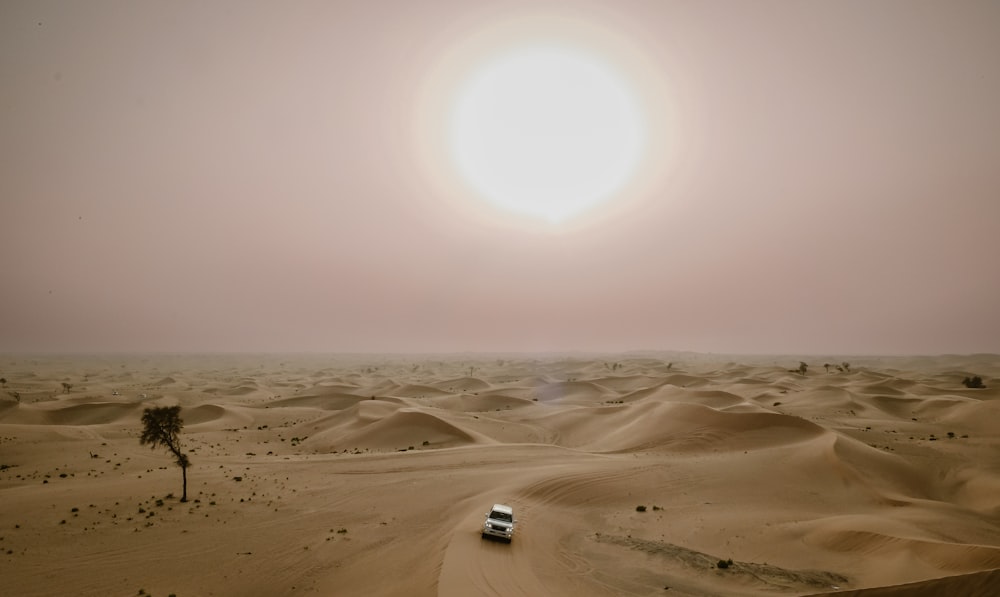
<box><xmin>5</xmin><ymin>2</ymin><xmax>1000</xmax><ymax>595</ymax></box>
<box><xmin>1</xmin><ymin>352</ymin><xmax>998</xmax><ymax>596</ymax></box>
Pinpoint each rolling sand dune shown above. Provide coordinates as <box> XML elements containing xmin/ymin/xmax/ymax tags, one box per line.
<box><xmin>1</xmin><ymin>353</ymin><xmax>998</xmax><ymax>596</ymax></box>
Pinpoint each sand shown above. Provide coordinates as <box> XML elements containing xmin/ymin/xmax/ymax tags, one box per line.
<box><xmin>1</xmin><ymin>353</ymin><xmax>998</xmax><ymax>596</ymax></box>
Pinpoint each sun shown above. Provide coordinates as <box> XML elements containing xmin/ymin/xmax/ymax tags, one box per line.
<box><xmin>413</xmin><ymin>15</ymin><xmax>674</xmax><ymax>229</ymax></box>
<box><xmin>449</xmin><ymin>44</ymin><xmax>645</xmax><ymax>224</ymax></box>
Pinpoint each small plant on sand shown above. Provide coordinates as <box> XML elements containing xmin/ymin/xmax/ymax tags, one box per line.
<box><xmin>140</xmin><ymin>405</ymin><xmax>191</xmax><ymax>502</ymax></box>
<box><xmin>61</xmin><ymin>382</ymin><xmax>73</xmax><ymax>393</ymax></box>
<box><xmin>717</xmin><ymin>558</ymin><xmax>733</xmax><ymax>569</ymax></box>
<box><xmin>636</xmin><ymin>505</ymin><xmax>647</xmax><ymax>512</ymax></box>
<box><xmin>962</xmin><ymin>376</ymin><xmax>986</xmax><ymax>389</ymax></box>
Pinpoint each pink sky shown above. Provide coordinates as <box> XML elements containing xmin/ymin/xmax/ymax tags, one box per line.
<box><xmin>2</xmin><ymin>1</ymin><xmax>999</xmax><ymax>355</ymax></box>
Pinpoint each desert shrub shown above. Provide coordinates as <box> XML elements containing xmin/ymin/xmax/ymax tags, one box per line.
<box><xmin>717</xmin><ymin>558</ymin><xmax>733</xmax><ymax>569</ymax></box>
<box><xmin>635</xmin><ymin>505</ymin><xmax>647</xmax><ymax>512</ymax></box>
<box><xmin>962</xmin><ymin>376</ymin><xmax>986</xmax><ymax>389</ymax></box>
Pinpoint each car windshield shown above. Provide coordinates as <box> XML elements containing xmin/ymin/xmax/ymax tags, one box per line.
<box><xmin>490</xmin><ymin>511</ymin><xmax>512</xmax><ymax>522</ymax></box>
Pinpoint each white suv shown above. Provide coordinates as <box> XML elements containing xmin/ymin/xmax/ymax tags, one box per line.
<box><xmin>482</xmin><ymin>504</ymin><xmax>515</xmax><ymax>543</ymax></box>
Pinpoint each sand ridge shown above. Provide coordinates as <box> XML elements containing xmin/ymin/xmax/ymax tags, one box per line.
<box><xmin>1</xmin><ymin>353</ymin><xmax>998</xmax><ymax>596</ymax></box>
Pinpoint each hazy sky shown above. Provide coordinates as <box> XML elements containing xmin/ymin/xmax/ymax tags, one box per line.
<box><xmin>3</xmin><ymin>1</ymin><xmax>999</xmax><ymax>355</ymax></box>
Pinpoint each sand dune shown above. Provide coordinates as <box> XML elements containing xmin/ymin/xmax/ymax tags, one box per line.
<box><xmin>426</xmin><ymin>392</ymin><xmax>537</xmax><ymax>412</ymax></box>
<box><xmin>180</xmin><ymin>404</ymin><xmax>257</xmax><ymax>430</ymax></box>
<box><xmin>268</xmin><ymin>392</ymin><xmax>367</xmax><ymax>411</ymax></box>
<box><xmin>0</xmin><ymin>401</ymin><xmax>142</xmax><ymax>426</ymax></box>
<box><xmin>430</xmin><ymin>376</ymin><xmax>493</xmax><ymax>392</ymax></box>
<box><xmin>1</xmin><ymin>353</ymin><xmax>998</xmax><ymax>596</ymax></box>
<box><xmin>805</xmin><ymin>568</ymin><xmax>1000</xmax><ymax>597</ymax></box>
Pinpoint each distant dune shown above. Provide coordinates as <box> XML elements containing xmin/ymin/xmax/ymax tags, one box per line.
<box><xmin>1</xmin><ymin>354</ymin><xmax>998</xmax><ymax>596</ymax></box>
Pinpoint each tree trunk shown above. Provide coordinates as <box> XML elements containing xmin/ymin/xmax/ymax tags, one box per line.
<box><xmin>181</xmin><ymin>465</ymin><xmax>188</xmax><ymax>502</ymax></box>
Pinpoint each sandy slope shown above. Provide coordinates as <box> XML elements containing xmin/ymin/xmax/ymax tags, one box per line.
<box><xmin>1</xmin><ymin>353</ymin><xmax>999</xmax><ymax>596</ymax></box>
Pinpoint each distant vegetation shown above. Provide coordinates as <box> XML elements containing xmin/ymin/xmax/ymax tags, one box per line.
<box><xmin>823</xmin><ymin>362</ymin><xmax>851</xmax><ymax>373</ymax></box>
<box><xmin>962</xmin><ymin>376</ymin><xmax>986</xmax><ymax>389</ymax></box>
<box><xmin>61</xmin><ymin>382</ymin><xmax>72</xmax><ymax>393</ymax></box>
<box><xmin>789</xmin><ymin>362</ymin><xmax>808</xmax><ymax>375</ymax></box>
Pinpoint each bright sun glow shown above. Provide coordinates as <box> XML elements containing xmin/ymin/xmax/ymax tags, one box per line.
<box><xmin>449</xmin><ymin>45</ymin><xmax>646</xmax><ymax>224</ymax></box>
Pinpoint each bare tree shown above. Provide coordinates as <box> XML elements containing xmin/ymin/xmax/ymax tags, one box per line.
<box><xmin>139</xmin><ymin>406</ymin><xmax>191</xmax><ymax>501</ymax></box>
<box><xmin>61</xmin><ymin>382</ymin><xmax>72</xmax><ymax>393</ymax></box>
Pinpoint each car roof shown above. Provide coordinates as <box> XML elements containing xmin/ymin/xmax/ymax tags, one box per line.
<box><xmin>491</xmin><ymin>504</ymin><xmax>513</xmax><ymax>514</ymax></box>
